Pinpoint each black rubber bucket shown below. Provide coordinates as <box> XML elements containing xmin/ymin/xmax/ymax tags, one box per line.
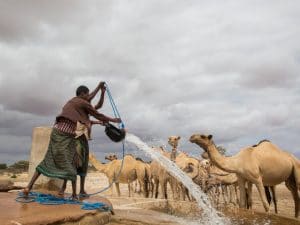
<box><xmin>105</xmin><ymin>123</ymin><xmax>126</xmax><ymax>142</ymax></box>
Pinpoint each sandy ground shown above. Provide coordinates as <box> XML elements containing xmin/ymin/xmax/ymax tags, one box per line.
<box><xmin>3</xmin><ymin>172</ymin><xmax>299</xmax><ymax>224</ymax></box>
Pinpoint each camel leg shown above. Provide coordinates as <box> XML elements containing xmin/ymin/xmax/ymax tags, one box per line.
<box><xmin>221</xmin><ymin>185</ymin><xmax>227</xmax><ymax>204</ymax></box>
<box><xmin>108</xmin><ymin>178</ymin><xmax>114</xmax><ymax>196</ymax></box>
<box><xmin>115</xmin><ymin>182</ymin><xmax>121</xmax><ymax>197</ymax></box>
<box><xmin>154</xmin><ymin>179</ymin><xmax>159</xmax><ymax>198</ymax></box>
<box><xmin>286</xmin><ymin>177</ymin><xmax>300</xmax><ymax>217</ymax></box>
<box><xmin>235</xmin><ymin>184</ymin><xmax>239</xmax><ymax>205</ymax></box>
<box><xmin>149</xmin><ymin>179</ymin><xmax>154</xmax><ymax>198</ymax></box>
<box><xmin>247</xmin><ymin>182</ymin><xmax>253</xmax><ymax>209</ymax></box>
<box><xmin>160</xmin><ymin>180</ymin><xmax>167</xmax><ymax>199</ymax></box>
<box><xmin>238</xmin><ymin>177</ymin><xmax>247</xmax><ymax>208</ymax></box>
<box><xmin>128</xmin><ymin>182</ymin><xmax>131</xmax><ymax>197</ymax></box>
<box><xmin>229</xmin><ymin>185</ymin><xmax>235</xmax><ymax>204</ymax></box>
<box><xmin>270</xmin><ymin>186</ymin><xmax>278</xmax><ymax>214</ymax></box>
<box><xmin>254</xmin><ymin>179</ymin><xmax>270</xmax><ymax>212</ymax></box>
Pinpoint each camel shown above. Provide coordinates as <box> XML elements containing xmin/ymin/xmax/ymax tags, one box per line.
<box><xmin>89</xmin><ymin>153</ymin><xmax>137</xmax><ymax>197</ymax></box>
<box><xmin>190</xmin><ymin>134</ymin><xmax>300</xmax><ymax>217</ymax></box>
<box><xmin>91</xmin><ymin>153</ymin><xmax>149</xmax><ymax>197</ymax></box>
<box><xmin>150</xmin><ymin>146</ymin><xmax>175</xmax><ymax>199</ymax></box>
<box><xmin>168</xmin><ymin>136</ymin><xmax>180</xmax><ymax>161</ymax></box>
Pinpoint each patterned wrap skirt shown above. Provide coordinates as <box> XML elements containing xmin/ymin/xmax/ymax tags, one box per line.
<box><xmin>36</xmin><ymin>128</ymin><xmax>77</xmax><ymax>181</ymax></box>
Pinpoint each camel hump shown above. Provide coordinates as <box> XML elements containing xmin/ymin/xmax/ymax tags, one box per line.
<box><xmin>252</xmin><ymin>139</ymin><xmax>270</xmax><ymax>148</ymax></box>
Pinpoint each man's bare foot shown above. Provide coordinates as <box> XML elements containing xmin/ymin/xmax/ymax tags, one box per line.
<box><xmin>79</xmin><ymin>191</ymin><xmax>89</xmax><ymax>198</ymax></box>
<box><xmin>70</xmin><ymin>194</ymin><xmax>79</xmax><ymax>201</ymax></box>
<box><xmin>57</xmin><ymin>191</ymin><xmax>65</xmax><ymax>197</ymax></box>
<box><xmin>22</xmin><ymin>187</ymin><xmax>30</xmax><ymax>196</ymax></box>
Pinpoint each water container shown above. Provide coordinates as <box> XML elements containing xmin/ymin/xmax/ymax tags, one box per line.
<box><xmin>105</xmin><ymin>123</ymin><xmax>126</xmax><ymax>142</ymax></box>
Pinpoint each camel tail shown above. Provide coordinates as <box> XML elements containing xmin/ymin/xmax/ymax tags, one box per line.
<box><xmin>264</xmin><ymin>186</ymin><xmax>272</xmax><ymax>205</ymax></box>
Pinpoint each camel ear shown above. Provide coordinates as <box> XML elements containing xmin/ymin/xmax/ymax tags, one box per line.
<box><xmin>177</xmin><ymin>136</ymin><xmax>181</xmax><ymax>140</ymax></box>
<box><xmin>208</xmin><ymin>134</ymin><xmax>213</xmax><ymax>140</ymax></box>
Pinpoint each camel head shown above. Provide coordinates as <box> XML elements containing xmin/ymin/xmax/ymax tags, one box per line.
<box><xmin>201</xmin><ymin>152</ymin><xmax>209</xmax><ymax>159</ymax></box>
<box><xmin>105</xmin><ymin>154</ymin><xmax>118</xmax><ymax>161</ymax></box>
<box><xmin>182</xmin><ymin>158</ymin><xmax>200</xmax><ymax>180</ymax></box>
<box><xmin>168</xmin><ymin>135</ymin><xmax>181</xmax><ymax>149</ymax></box>
<box><xmin>189</xmin><ymin>134</ymin><xmax>214</xmax><ymax>152</ymax></box>
<box><xmin>200</xmin><ymin>159</ymin><xmax>211</xmax><ymax>170</ymax></box>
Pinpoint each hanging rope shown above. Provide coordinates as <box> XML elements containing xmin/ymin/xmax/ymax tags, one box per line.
<box><xmin>86</xmin><ymin>82</ymin><xmax>126</xmax><ymax>196</ymax></box>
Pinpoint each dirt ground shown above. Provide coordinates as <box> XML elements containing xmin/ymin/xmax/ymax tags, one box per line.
<box><xmin>3</xmin><ymin>172</ymin><xmax>299</xmax><ymax>223</ymax></box>
<box><xmin>251</xmin><ymin>182</ymin><xmax>295</xmax><ymax>218</ymax></box>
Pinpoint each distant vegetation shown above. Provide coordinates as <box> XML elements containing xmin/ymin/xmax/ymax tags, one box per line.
<box><xmin>0</xmin><ymin>164</ymin><xmax>8</xmax><ymax>170</ymax></box>
<box><xmin>0</xmin><ymin>160</ymin><xmax>29</xmax><ymax>174</ymax></box>
<box><xmin>217</xmin><ymin>146</ymin><xmax>227</xmax><ymax>155</ymax></box>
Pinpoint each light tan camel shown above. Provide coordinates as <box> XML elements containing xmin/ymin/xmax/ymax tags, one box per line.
<box><xmin>168</xmin><ymin>136</ymin><xmax>180</xmax><ymax>161</ymax></box>
<box><xmin>89</xmin><ymin>153</ymin><xmax>137</xmax><ymax>197</ymax></box>
<box><xmin>190</xmin><ymin>134</ymin><xmax>300</xmax><ymax>217</ymax></box>
<box><xmin>150</xmin><ymin>146</ymin><xmax>175</xmax><ymax>199</ymax></box>
<box><xmin>94</xmin><ymin>153</ymin><xmax>149</xmax><ymax>197</ymax></box>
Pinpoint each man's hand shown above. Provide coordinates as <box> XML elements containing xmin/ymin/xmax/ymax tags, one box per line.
<box><xmin>100</xmin><ymin>81</ymin><xmax>106</xmax><ymax>92</ymax></box>
<box><xmin>111</xmin><ymin>118</ymin><xmax>122</xmax><ymax>123</ymax></box>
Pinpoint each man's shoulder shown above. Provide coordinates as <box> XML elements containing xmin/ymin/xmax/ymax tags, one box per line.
<box><xmin>69</xmin><ymin>97</ymin><xmax>89</xmax><ymax>104</ymax></box>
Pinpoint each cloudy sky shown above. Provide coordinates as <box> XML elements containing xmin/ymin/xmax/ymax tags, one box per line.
<box><xmin>0</xmin><ymin>0</ymin><xmax>299</xmax><ymax>164</ymax></box>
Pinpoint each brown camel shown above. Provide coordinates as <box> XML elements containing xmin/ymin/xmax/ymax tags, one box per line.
<box><xmin>190</xmin><ymin>134</ymin><xmax>300</xmax><ymax>217</ymax></box>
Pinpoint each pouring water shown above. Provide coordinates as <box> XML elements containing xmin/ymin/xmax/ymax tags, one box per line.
<box><xmin>125</xmin><ymin>133</ymin><xmax>229</xmax><ymax>225</ymax></box>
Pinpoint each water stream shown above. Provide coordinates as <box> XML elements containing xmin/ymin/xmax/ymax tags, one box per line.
<box><xmin>125</xmin><ymin>133</ymin><xmax>229</xmax><ymax>225</ymax></box>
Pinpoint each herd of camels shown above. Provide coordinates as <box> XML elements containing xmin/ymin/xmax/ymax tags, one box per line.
<box><xmin>89</xmin><ymin>134</ymin><xmax>300</xmax><ymax>218</ymax></box>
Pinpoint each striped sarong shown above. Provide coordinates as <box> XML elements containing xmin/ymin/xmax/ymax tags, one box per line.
<box><xmin>36</xmin><ymin>128</ymin><xmax>77</xmax><ymax>181</ymax></box>
<box><xmin>75</xmin><ymin>135</ymin><xmax>89</xmax><ymax>177</ymax></box>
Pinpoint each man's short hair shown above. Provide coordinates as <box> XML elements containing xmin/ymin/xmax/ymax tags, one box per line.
<box><xmin>76</xmin><ymin>85</ymin><xmax>89</xmax><ymax>96</ymax></box>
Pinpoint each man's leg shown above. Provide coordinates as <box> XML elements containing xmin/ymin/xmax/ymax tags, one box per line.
<box><xmin>58</xmin><ymin>179</ymin><xmax>67</xmax><ymax>196</ymax></box>
<box><xmin>79</xmin><ymin>175</ymin><xmax>88</xmax><ymax>195</ymax></box>
<box><xmin>71</xmin><ymin>178</ymin><xmax>77</xmax><ymax>199</ymax></box>
<box><xmin>23</xmin><ymin>171</ymin><xmax>41</xmax><ymax>196</ymax></box>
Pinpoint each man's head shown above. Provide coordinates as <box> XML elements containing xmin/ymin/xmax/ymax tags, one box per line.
<box><xmin>76</xmin><ymin>85</ymin><xmax>89</xmax><ymax>100</ymax></box>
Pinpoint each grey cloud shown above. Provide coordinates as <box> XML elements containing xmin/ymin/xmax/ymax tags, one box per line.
<box><xmin>0</xmin><ymin>1</ymin><xmax>300</xmax><ymax>163</ymax></box>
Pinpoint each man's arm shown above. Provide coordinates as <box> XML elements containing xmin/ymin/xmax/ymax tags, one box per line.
<box><xmin>84</xmin><ymin>101</ymin><xmax>121</xmax><ymax>124</ymax></box>
<box><xmin>94</xmin><ymin>85</ymin><xmax>106</xmax><ymax>110</ymax></box>
<box><xmin>87</xmin><ymin>81</ymin><xmax>105</xmax><ymax>102</ymax></box>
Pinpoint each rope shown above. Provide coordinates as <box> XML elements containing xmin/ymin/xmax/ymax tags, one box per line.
<box><xmin>16</xmin><ymin>192</ymin><xmax>112</xmax><ymax>211</ymax></box>
<box><xmin>83</xmin><ymin>82</ymin><xmax>126</xmax><ymax>196</ymax></box>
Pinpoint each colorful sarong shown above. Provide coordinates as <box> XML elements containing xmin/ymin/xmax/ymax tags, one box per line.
<box><xmin>36</xmin><ymin>128</ymin><xmax>77</xmax><ymax>181</ymax></box>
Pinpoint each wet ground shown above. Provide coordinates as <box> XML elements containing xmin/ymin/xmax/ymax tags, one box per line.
<box><xmin>0</xmin><ymin>192</ymin><xmax>112</xmax><ymax>225</ymax></box>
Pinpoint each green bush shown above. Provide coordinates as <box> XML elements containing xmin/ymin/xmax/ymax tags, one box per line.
<box><xmin>9</xmin><ymin>160</ymin><xmax>29</xmax><ymax>171</ymax></box>
<box><xmin>0</xmin><ymin>164</ymin><xmax>8</xmax><ymax>169</ymax></box>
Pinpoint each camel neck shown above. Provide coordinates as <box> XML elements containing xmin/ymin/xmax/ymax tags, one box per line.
<box><xmin>207</xmin><ymin>144</ymin><xmax>237</xmax><ymax>173</ymax></box>
<box><xmin>90</xmin><ymin>158</ymin><xmax>107</xmax><ymax>173</ymax></box>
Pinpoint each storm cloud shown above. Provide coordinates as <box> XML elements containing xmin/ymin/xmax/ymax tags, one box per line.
<box><xmin>0</xmin><ymin>0</ymin><xmax>299</xmax><ymax>164</ymax></box>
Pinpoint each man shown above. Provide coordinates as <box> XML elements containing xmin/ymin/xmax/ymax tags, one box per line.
<box><xmin>23</xmin><ymin>82</ymin><xmax>121</xmax><ymax>199</ymax></box>
<box><xmin>58</xmin><ymin>83</ymin><xmax>108</xmax><ymax>197</ymax></box>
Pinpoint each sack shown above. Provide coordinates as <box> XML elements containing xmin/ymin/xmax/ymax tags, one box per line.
<box><xmin>105</xmin><ymin>123</ymin><xmax>126</xmax><ymax>142</ymax></box>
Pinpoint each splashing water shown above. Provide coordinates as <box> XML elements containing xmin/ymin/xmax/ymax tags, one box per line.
<box><xmin>125</xmin><ymin>133</ymin><xmax>229</xmax><ymax>225</ymax></box>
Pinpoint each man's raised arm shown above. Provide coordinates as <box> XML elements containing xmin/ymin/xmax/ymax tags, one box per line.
<box><xmin>87</xmin><ymin>81</ymin><xmax>105</xmax><ymax>102</ymax></box>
